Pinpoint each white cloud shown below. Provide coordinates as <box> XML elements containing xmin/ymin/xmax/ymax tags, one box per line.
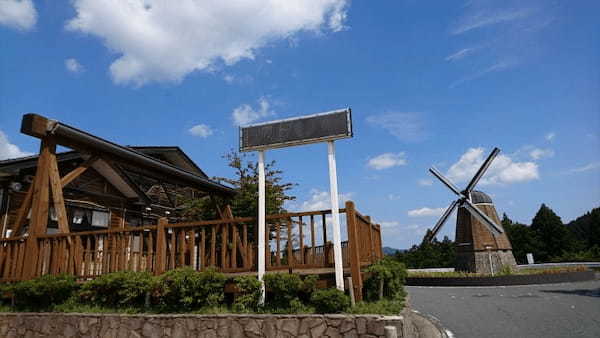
<box><xmin>407</xmin><ymin>207</ymin><xmax>446</xmax><ymax>218</ymax></box>
<box><xmin>367</xmin><ymin>152</ymin><xmax>407</xmax><ymax>170</ymax></box>
<box><xmin>231</xmin><ymin>97</ymin><xmax>274</xmax><ymax>126</ymax></box>
<box><xmin>418</xmin><ymin>178</ymin><xmax>433</xmax><ymax>186</ymax></box>
<box><xmin>545</xmin><ymin>132</ymin><xmax>556</xmax><ymax>141</ymax></box>
<box><xmin>0</xmin><ymin>0</ymin><xmax>36</xmax><ymax>31</ymax></box>
<box><xmin>446</xmin><ymin>147</ymin><xmax>539</xmax><ymax>186</ymax></box>
<box><xmin>188</xmin><ymin>124</ymin><xmax>213</xmax><ymax>138</ymax></box>
<box><xmin>450</xmin><ymin>61</ymin><xmax>512</xmax><ymax>88</ymax></box>
<box><xmin>66</xmin><ymin>0</ymin><xmax>348</xmax><ymax>86</ymax></box>
<box><xmin>366</xmin><ymin>113</ymin><xmax>426</xmax><ymax>142</ymax></box>
<box><xmin>299</xmin><ymin>189</ymin><xmax>353</xmax><ymax>211</ymax></box>
<box><xmin>445</xmin><ymin>48</ymin><xmax>476</xmax><ymax>61</ymax></box>
<box><xmin>570</xmin><ymin>162</ymin><xmax>600</xmax><ymax>174</ymax></box>
<box><xmin>0</xmin><ymin>130</ymin><xmax>33</xmax><ymax>160</ymax></box>
<box><xmin>65</xmin><ymin>58</ymin><xmax>84</xmax><ymax>73</ymax></box>
<box><xmin>529</xmin><ymin>148</ymin><xmax>554</xmax><ymax>160</ymax></box>
<box><xmin>452</xmin><ymin>7</ymin><xmax>532</xmax><ymax>35</ymax></box>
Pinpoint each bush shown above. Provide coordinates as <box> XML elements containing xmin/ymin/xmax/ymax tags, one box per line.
<box><xmin>364</xmin><ymin>257</ymin><xmax>407</xmax><ymax>301</ymax></box>
<box><xmin>310</xmin><ymin>288</ymin><xmax>350</xmax><ymax>314</ymax></box>
<box><xmin>12</xmin><ymin>274</ymin><xmax>77</xmax><ymax>310</ymax></box>
<box><xmin>153</xmin><ymin>267</ymin><xmax>226</xmax><ymax>311</ymax></box>
<box><xmin>78</xmin><ymin>271</ymin><xmax>153</xmax><ymax>308</ymax></box>
<box><xmin>263</xmin><ymin>273</ymin><xmax>317</xmax><ymax>312</ymax></box>
<box><xmin>349</xmin><ymin>298</ymin><xmax>405</xmax><ymax>315</ymax></box>
<box><xmin>233</xmin><ymin>276</ymin><xmax>262</xmax><ymax>312</ymax></box>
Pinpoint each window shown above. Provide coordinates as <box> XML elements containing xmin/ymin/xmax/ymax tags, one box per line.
<box><xmin>92</xmin><ymin>210</ymin><xmax>109</xmax><ymax>227</ymax></box>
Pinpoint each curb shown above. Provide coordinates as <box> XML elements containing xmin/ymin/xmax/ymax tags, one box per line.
<box><xmin>403</xmin><ymin>295</ymin><xmax>452</xmax><ymax>338</ymax></box>
<box><xmin>406</xmin><ymin>270</ymin><xmax>595</xmax><ymax>287</ymax></box>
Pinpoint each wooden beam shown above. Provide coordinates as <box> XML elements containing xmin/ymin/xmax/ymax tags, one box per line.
<box><xmin>20</xmin><ymin>114</ymin><xmax>52</xmax><ymax>139</ymax></box>
<box><xmin>29</xmin><ymin>138</ymin><xmax>53</xmax><ymax>236</ymax></box>
<box><xmin>48</xmin><ymin>152</ymin><xmax>70</xmax><ymax>235</ymax></box>
<box><xmin>11</xmin><ymin>184</ymin><xmax>33</xmax><ymax>237</ymax></box>
<box><xmin>60</xmin><ymin>156</ymin><xmax>99</xmax><ymax>188</ymax></box>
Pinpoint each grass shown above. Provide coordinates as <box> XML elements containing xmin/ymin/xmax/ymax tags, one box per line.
<box><xmin>407</xmin><ymin>265</ymin><xmax>588</xmax><ymax>278</ymax></box>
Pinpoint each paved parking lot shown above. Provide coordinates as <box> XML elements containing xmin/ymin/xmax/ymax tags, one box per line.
<box><xmin>407</xmin><ymin>280</ymin><xmax>600</xmax><ymax>338</ymax></box>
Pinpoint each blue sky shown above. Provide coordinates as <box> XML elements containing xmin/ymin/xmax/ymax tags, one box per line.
<box><xmin>1</xmin><ymin>0</ymin><xmax>599</xmax><ymax>249</ymax></box>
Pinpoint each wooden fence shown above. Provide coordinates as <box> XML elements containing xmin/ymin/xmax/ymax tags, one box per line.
<box><xmin>0</xmin><ymin>201</ymin><xmax>382</xmax><ymax>299</ymax></box>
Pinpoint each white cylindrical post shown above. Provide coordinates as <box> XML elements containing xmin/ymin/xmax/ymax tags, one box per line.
<box><xmin>258</xmin><ymin>150</ymin><xmax>266</xmax><ymax>304</ymax></box>
<box><xmin>327</xmin><ymin>141</ymin><xmax>344</xmax><ymax>291</ymax></box>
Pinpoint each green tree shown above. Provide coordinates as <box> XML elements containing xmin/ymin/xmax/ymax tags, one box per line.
<box><xmin>394</xmin><ymin>234</ymin><xmax>456</xmax><ymax>269</ymax></box>
<box><xmin>182</xmin><ymin>150</ymin><xmax>296</xmax><ymax>220</ymax></box>
<box><xmin>530</xmin><ymin>204</ymin><xmax>575</xmax><ymax>261</ymax></box>
<box><xmin>502</xmin><ymin>213</ymin><xmax>539</xmax><ymax>264</ymax></box>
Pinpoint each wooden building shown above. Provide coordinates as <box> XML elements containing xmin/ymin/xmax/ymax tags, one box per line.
<box><xmin>0</xmin><ymin>147</ymin><xmax>235</xmax><ymax>237</ymax></box>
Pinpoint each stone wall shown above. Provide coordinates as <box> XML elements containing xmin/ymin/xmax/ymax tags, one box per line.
<box><xmin>0</xmin><ymin>312</ymin><xmax>414</xmax><ymax>338</ymax></box>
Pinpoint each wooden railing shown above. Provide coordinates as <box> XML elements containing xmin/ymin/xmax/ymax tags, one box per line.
<box><xmin>0</xmin><ymin>201</ymin><xmax>382</xmax><ymax>299</ymax></box>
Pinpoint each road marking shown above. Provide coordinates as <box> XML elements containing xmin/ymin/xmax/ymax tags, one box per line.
<box><xmin>445</xmin><ymin>329</ymin><xmax>455</xmax><ymax>338</ymax></box>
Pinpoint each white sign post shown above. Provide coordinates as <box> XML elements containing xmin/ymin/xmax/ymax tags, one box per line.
<box><xmin>328</xmin><ymin>141</ymin><xmax>344</xmax><ymax>290</ymax></box>
<box><xmin>240</xmin><ymin>109</ymin><xmax>353</xmax><ymax>302</ymax></box>
<box><xmin>257</xmin><ymin>150</ymin><xmax>266</xmax><ymax>304</ymax></box>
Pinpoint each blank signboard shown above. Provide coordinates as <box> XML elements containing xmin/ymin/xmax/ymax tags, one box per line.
<box><xmin>240</xmin><ymin>108</ymin><xmax>352</xmax><ymax>152</ymax></box>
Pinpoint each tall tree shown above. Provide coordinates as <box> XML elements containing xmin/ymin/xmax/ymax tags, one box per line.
<box><xmin>530</xmin><ymin>204</ymin><xmax>574</xmax><ymax>261</ymax></box>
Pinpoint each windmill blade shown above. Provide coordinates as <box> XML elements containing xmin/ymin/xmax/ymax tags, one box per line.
<box><xmin>465</xmin><ymin>147</ymin><xmax>501</xmax><ymax>193</ymax></box>
<box><xmin>429</xmin><ymin>166</ymin><xmax>463</xmax><ymax>197</ymax></box>
<box><xmin>427</xmin><ymin>199</ymin><xmax>460</xmax><ymax>242</ymax></box>
<box><xmin>462</xmin><ymin>199</ymin><xmax>503</xmax><ymax>235</ymax></box>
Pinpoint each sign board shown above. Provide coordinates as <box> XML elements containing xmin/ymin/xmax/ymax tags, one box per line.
<box><xmin>240</xmin><ymin>108</ymin><xmax>352</xmax><ymax>152</ymax></box>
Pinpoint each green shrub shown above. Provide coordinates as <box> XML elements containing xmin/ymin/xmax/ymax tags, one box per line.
<box><xmin>233</xmin><ymin>276</ymin><xmax>262</xmax><ymax>312</ymax></box>
<box><xmin>349</xmin><ymin>298</ymin><xmax>405</xmax><ymax>315</ymax></box>
<box><xmin>364</xmin><ymin>257</ymin><xmax>407</xmax><ymax>301</ymax></box>
<box><xmin>263</xmin><ymin>273</ymin><xmax>317</xmax><ymax>311</ymax></box>
<box><xmin>78</xmin><ymin>271</ymin><xmax>153</xmax><ymax>308</ymax></box>
<box><xmin>310</xmin><ymin>288</ymin><xmax>350</xmax><ymax>314</ymax></box>
<box><xmin>153</xmin><ymin>267</ymin><xmax>226</xmax><ymax>311</ymax></box>
<box><xmin>12</xmin><ymin>274</ymin><xmax>77</xmax><ymax>310</ymax></box>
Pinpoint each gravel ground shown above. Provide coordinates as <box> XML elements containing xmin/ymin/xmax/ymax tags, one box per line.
<box><xmin>407</xmin><ymin>279</ymin><xmax>600</xmax><ymax>338</ymax></box>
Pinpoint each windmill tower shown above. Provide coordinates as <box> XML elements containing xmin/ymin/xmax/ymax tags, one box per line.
<box><xmin>427</xmin><ymin>147</ymin><xmax>517</xmax><ymax>274</ymax></box>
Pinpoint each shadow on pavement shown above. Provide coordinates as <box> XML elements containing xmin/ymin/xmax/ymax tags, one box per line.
<box><xmin>540</xmin><ymin>288</ymin><xmax>600</xmax><ymax>298</ymax></box>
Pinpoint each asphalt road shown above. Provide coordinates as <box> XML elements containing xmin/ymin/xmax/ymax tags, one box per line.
<box><xmin>407</xmin><ymin>280</ymin><xmax>600</xmax><ymax>338</ymax></box>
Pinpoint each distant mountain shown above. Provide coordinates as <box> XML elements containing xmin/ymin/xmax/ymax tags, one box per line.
<box><xmin>383</xmin><ymin>246</ymin><xmax>404</xmax><ymax>255</ymax></box>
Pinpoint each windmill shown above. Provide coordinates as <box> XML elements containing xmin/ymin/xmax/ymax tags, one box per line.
<box><xmin>427</xmin><ymin>147</ymin><xmax>517</xmax><ymax>274</ymax></box>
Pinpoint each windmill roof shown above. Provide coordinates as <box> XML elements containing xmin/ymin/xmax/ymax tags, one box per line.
<box><xmin>471</xmin><ymin>190</ymin><xmax>493</xmax><ymax>204</ymax></box>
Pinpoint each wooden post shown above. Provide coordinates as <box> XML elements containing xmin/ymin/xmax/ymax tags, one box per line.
<box><xmin>345</xmin><ymin>201</ymin><xmax>363</xmax><ymax>301</ymax></box>
<box><xmin>155</xmin><ymin>217</ymin><xmax>167</xmax><ymax>275</ymax></box>
<box><xmin>286</xmin><ymin>218</ymin><xmax>293</xmax><ymax>267</ymax></box>
<box><xmin>310</xmin><ymin>215</ymin><xmax>316</xmax><ymax>264</ymax></box>
<box><xmin>298</xmin><ymin>216</ymin><xmax>304</xmax><ymax>264</ymax></box>
<box><xmin>346</xmin><ymin>276</ymin><xmax>355</xmax><ymax>307</ymax></box>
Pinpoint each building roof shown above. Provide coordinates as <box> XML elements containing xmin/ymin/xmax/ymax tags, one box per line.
<box><xmin>0</xmin><ymin>147</ymin><xmax>234</xmax><ymax>197</ymax></box>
